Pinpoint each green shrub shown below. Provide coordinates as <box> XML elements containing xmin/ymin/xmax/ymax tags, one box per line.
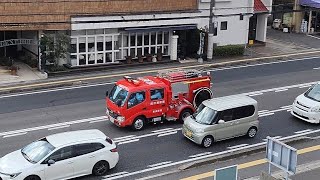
<box><xmin>213</xmin><ymin>45</ymin><xmax>245</xmax><ymax>57</ymax></box>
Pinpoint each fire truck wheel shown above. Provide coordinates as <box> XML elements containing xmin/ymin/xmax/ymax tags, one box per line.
<box><xmin>132</xmin><ymin>116</ymin><xmax>146</xmax><ymax>130</ymax></box>
<box><xmin>179</xmin><ymin>109</ymin><xmax>193</xmax><ymax>124</ymax></box>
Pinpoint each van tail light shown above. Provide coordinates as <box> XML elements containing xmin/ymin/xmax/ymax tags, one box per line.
<box><xmin>106</xmin><ymin>137</ymin><xmax>113</xmax><ymax>144</ymax></box>
<box><xmin>110</xmin><ymin>148</ymin><xmax>118</xmax><ymax>152</ymax></box>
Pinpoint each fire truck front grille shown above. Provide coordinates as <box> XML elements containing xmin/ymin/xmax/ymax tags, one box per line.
<box><xmin>108</xmin><ymin>108</ymin><xmax>119</xmax><ymax>119</ymax></box>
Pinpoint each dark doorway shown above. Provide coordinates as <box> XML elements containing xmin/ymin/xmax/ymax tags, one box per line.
<box><xmin>175</xmin><ymin>29</ymin><xmax>200</xmax><ymax>59</ymax></box>
<box><xmin>249</xmin><ymin>16</ymin><xmax>257</xmax><ymax>40</ymax></box>
<box><xmin>0</xmin><ymin>31</ymin><xmax>18</xmax><ymax>58</ymax></box>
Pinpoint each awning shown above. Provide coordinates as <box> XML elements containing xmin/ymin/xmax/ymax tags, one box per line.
<box><xmin>254</xmin><ymin>0</ymin><xmax>269</xmax><ymax>13</ymax></box>
<box><xmin>124</xmin><ymin>24</ymin><xmax>197</xmax><ymax>32</ymax></box>
<box><xmin>300</xmin><ymin>0</ymin><xmax>320</xmax><ymax>8</ymax></box>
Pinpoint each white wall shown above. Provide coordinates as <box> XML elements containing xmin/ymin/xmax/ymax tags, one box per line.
<box><xmin>256</xmin><ymin>14</ymin><xmax>268</xmax><ymax>42</ymax></box>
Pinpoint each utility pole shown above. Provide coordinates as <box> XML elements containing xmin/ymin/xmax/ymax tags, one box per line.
<box><xmin>207</xmin><ymin>0</ymin><xmax>215</xmax><ymax>61</ymax></box>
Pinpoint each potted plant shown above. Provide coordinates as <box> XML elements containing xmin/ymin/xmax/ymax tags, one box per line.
<box><xmin>146</xmin><ymin>53</ymin><xmax>152</xmax><ymax>62</ymax></box>
<box><xmin>157</xmin><ymin>52</ymin><xmax>163</xmax><ymax>61</ymax></box>
<box><xmin>126</xmin><ymin>55</ymin><xmax>132</xmax><ymax>64</ymax></box>
<box><xmin>137</xmin><ymin>52</ymin><xmax>143</xmax><ymax>63</ymax></box>
<box><xmin>9</xmin><ymin>65</ymin><xmax>19</xmax><ymax>75</ymax></box>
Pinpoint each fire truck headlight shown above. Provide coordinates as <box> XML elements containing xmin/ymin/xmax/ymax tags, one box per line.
<box><xmin>106</xmin><ymin>108</ymin><xmax>109</xmax><ymax>114</ymax></box>
<box><xmin>117</xmin><ymin>116</ymin><xmax>125</xmax><ymax>122</ymax></box>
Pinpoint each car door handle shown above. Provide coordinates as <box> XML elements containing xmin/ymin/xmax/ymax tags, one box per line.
<box><xmin>89</xmin><ymin>155</ymin><xmax>95</xmax><ymax>158</ymax></box>
<box><xmin>67</xmin><ymin>161</ymin><xmax>73</xmax><ymax>164</ymax></box>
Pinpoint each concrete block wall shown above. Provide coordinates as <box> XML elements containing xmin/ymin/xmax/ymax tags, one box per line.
<box><xmin>0</xmin><ymin>0</ymin><xmax>198</xmax><ymax>31</ymax></box>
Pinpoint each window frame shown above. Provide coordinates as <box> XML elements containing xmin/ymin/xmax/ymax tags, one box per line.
<box><xmin>127</xmin><ymin>91</ymin><xmax>146</xmax><ymax>109</ymax></box>
<box><xmin>221</xmin><ymin>21</ymin><xmax>228</xmax><ymax>30</ymax></box>
<box><xmin>150</xmin><ymin>88</ymin><xmax>165</xmax><ymax>101</ymax></box>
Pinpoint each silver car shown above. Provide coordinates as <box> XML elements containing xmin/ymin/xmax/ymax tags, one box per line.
<box><xmin>182</xmin><ymin>95</ymin><xmax>259</xmax><ymax>148</ymax></box>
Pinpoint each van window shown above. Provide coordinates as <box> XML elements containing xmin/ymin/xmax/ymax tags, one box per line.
<box><xmin>194</xmin><ymin>104</ymin><xmax>218</xmax><ymax>125</ymax></box>
<box><xmin>232</xmin><ymin>105</ymin><xmax>255</xmax><ymax>120</ymax></box>
<box><xmin>304</xmin><ymin>83</ymin><xmax>320</xmax><ymax>102</ymax></box>
<box><xmin>220</xmin><ymin>109</ymin><xmax>233</xmax><ymax>122</ymax></box>
<box><xmin>128</xmin><ymin>91</ymin><xmax>145</xmax><ymax>108</ymax></box>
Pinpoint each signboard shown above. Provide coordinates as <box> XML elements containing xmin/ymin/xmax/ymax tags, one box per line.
<box><xmin>215</xmin><ymin>165</ymin><xmax>238</xmax><ymax>180</ymax></box>
<box><xmin>266</xmin><ymin>136</ymin><xmax>297</xmax><ymax>175</ymax></box>
<box><xmin>0</xmin><ymin>39</ymin><xmax>38</xmax><ymax>47</ymax></box>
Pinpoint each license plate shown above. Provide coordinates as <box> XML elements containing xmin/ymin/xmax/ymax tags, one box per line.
<box><xmin>185</xmin><ymin>130</ymin><xmax>192</xmax><ymax>137</ymax></box>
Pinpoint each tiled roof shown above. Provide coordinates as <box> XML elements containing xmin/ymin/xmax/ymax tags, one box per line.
<box><xmin>254</xmin><ymin>0</ymin><xmax>268</xmax><ymax>13</ymax></box>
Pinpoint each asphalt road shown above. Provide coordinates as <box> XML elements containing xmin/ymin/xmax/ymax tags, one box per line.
<box><xmin>0</xmin><ymin>57</ymin><xmax>319</xmax><ymax>179</ymax></box>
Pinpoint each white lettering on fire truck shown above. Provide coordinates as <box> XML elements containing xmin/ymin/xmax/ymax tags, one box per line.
<box><xmin>150</xmin><ymin>100</ymin><xmax>165</xmax><ymax>105</ymax></box>
<box><xmin>153</xmin><ymin>109</ymin><xmax>162</xmax><ymax>113</ymax></box>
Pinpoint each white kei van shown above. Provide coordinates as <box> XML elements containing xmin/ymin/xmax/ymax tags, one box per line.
<box><xmin>182</xmin><ymin>95</ymin><xmax>259</xmax><ymax>148</ymax></box>
<box><xmin>291</xmin><ymin>82</ymin><xmax>320</xmax><ymax>124</ymax></box>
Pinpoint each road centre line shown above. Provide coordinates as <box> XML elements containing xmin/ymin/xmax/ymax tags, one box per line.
<box><xmin>299</xmin><ymin>85</ymin><xmax>312</xmax><ymax>88</ymax></box>
<box><xmin>48</xmin><ymin>125</ymin><xmax>70</xmax><ymax>131</ymax></box>
<box><xmin>314</xmin><ymin>67</ymin><xmax>320</xmax><ymax>70</ymax></box>
<box><xmin>189</xmin><ymin>152</ymin><xmax>212</xmax><ymax>158</ymax></box>
<box><xmin>258</xmin><ymin>110</ymin><xmax>269</xmax><ymax>113</ymax></box>
<box><xmin>274</xmin><ymin>88</ymin><xmax>288</xmax><ymax>92</ymax></box>
<box><xmin>157</xmin><ymin>131</ymin><xmax>178</xmax><ymax>137</ymax></box>
<box><xmin>148</xmin><ymin>161</ymin><xmax>173</xmax><ymax>168</ymax></box>
<box><xmin>117</xmin><ymin>139</ymin><xmax>140</xmax><ymax>145</ymax></box>
<box><xmin>113</xmin><ymin>135</ymin><xmax>136</xmax><ymax>141</ymax></box>
<box><xmin>89</xmin><ymin>119</ymin><xmax>108</xmax><ymax>123</ymax></box>
<box><xmin>248</xmin><ymin>92</ymin><xmax>264</xmax><ymax>97</ymax></box>
<box><xmin>258</xmin><ymin>113</ymin><xmax>274</xmax><ymax>117</ymax></box>
<box><xmin>152</xmin><ymin>128</ymin><xmax>174</xmax><ymax>133</ymax></box>
<box><xmin>180</xmin><ymin>144</ymin><xmax>320</xmax><ymax>180</ymax></box>
<box><xmin>0</xmin><ymin>56</ymin><xmax>319</xmax><ymax>97</ymax></box>
<box><xmin>295</xmin><ymin>129</ymin><xmax>312</xmax><ymax>134</ymax></box>
<box><xmin>103</xmin><ymin>172</ymin><xmax>129</xmax><ymax>178</ymax></box>
<box><xmin>105</xmin><ymin>129</ymin><xmax>320</xmax><ymax>180</ymax></box>
<box><xmin>227</xmin><ymin>144</ymin><xmax>249</xmax><ymax>149</ymax></box>
<box><xmin>3</xmin><ymin>132</ymin><xmax>27</xmax><ymax>138</ymax></box>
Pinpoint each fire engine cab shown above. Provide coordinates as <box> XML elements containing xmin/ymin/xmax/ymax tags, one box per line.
<box><xmin>105</xmin><ymin>69</ymin><xmax>213</xmax><ymax>130</ymax></box>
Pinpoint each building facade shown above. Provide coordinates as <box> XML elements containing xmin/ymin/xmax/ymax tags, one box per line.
<box><xmin>0</xmin><ymin>0</ymin><xmax>272</xmax><ymax>68</ymax></box>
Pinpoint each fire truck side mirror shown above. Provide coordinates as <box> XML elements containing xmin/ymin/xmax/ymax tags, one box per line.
<box><xmin>105</xmin><ymin>91</ymin><xmax>109</xmax><ymax>97</ymax></box>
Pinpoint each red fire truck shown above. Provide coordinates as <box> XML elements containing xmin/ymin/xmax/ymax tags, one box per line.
<box><xmin>105</xmin><ymin>69</ymin><xmax>213</xmax><ymax>130</ymax></box>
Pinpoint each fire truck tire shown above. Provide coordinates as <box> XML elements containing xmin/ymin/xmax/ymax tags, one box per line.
<box><xmin>193</xmin><ymin>88</ymin><xmax>213</xmax><ymax>108</ymax></box>
<box><xmin>132</xmin><ymin>116</ymin><xmax>146</xmax><ymax>130</ymax></box>
<box><xmin>178</xmin><ymin>109</ymin><xmax>193</xmax><ymax>124</ymax></box>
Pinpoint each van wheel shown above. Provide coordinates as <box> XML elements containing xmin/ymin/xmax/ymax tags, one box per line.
<box><xmin>179</xmin><ymin>109</ymin><xmax>192</xmax><ymax>124</ymax></box>
<box><xmin>247</xmin><ymin>127</ymin><xmax>257</xmax><ymax>138</ymax></box>
<box><xmin>92</xmin><ymin>161</ymin><xmax>109</xmax><ymax>176</ymax></box>
<box><xmin>132</xmin><ymin>116</ymin><xmax>146</xmax><ymax>130</ymax></box>
<box><xmin>202</xmin><ymin>136</ymin><xmax>214</xmax><ymax>148</ymax></box>
<box><xmin>24</xmin><ymin>176</ymin><xmax>41</xmax><ymax>180</ymax></box>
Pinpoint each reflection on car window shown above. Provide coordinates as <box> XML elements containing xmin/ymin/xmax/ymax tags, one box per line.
<box><xmin>194</xmin><ymin>104</ymin><xmax>217</xmax><ymax>125</ymax></box>
<box><xmin>305</xmin><ymin>84</ymin><xmax>320</xmax><ymax>102</ymax></box>
<box><xmin>151</xmin><ymin>89</ymin><xmax>164</xmax><ymax>100</ymax></box>
<box><xmin>109</xmin><ymin>85</ymin><xmax>129</xmax><ymax>106</ymax></box>
<box><xmin>21</xmin><ymin>138</ymin><xmax>55</xmax><ymax>163</ymax></box>
<box><xmin>47</xmin><ymin>146</ymin><xmax>73</xmax><ymax>162</ymax></box>
<box><xmin>128</xmin><ymin>91</ymin><xmax>145</xmax><ymax>108</ymax></box>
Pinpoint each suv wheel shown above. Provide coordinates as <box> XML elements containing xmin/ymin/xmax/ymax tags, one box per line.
<box><xmin>202</xmin><ymin>136</ymin><xmax>214</xmax><ymax>148</ymax></box>
<box><xmin>92</xmin><ymin>161</ymin><xmax>109</xmax><ymax>176</ymax></box>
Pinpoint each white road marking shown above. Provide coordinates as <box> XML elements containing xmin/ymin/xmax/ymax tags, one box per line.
<box><xmin>103</xmin><ymin>172</ymin><xmax>129</xmax><ymax>178</ymax></box>
<box><xmin>281</xmin><ymin>105</ymin><xmax>292</xmax><ymax>109</ymax></box>
<box><xmin>313</xmin><ymin>67</ymin><xmax>320</xmax><ymax>70</ymax></box>
<box><xmin>48</xmin><ymin>125</ymin><xmax>70</xmax><ymax>131</ymax></box>
<box><xmin>0</xmin><ymin>82</ymin><xmax>115</xmax><ymax>99</ymax></box>
<box><xmin>294</xmin><ymin>129</ymin><xmax>312</xmax><ymax>134</ymax></box>
<box><xmin>113</xmin><ymin>135</ymin><xmax>136</xmax><ymax>141</ymax></box>
<box><xmin>274</xmin><ymin>88</ymin><xmax>288</xmax><ymax>92</ymax></box>
<box><xmin>299</xmin><ymin>85</ymin><xmax>312</xmax><ymax>88</ymax></box>
<box><xmin>258</xmin><ymin>110</ymin><xmax>269</xmax><ymax>113</ymax></box>
<box><xmin>307</xmin><ymin>34</ymin><xmax>320</xmax><ymax>40</ymax></box>
<box><xmin>3</xmin><ymin>132</ymin><xmax>27</xmax><ymax>138</ymax></box>
<box><xmin>157</xmin><ymin>131</ymin><xmax>177</xmax><ymax>137</ymax></box>
<box><xmin>227</xmin><ymin>144</ymin><xmax>249</xmax><ymax>150</ymax></box>
<box><xmin>117</xmin><ymin>139</ymin><xmax>140</xmax><ymax>145</ymax></box>
<box><xmin>152</xmin><ymin>128</ymin><xmax>174</xmax><ymax>133</ymax></box>
<box><xmin>148</xmin><ymin>161</ymin><xmax>172</xmax><ymax>168</ymax></box>
<box><xmin>263</xmin><ymin>136</ymin><xmax>282</xmax><ymax>141</ymax></box>
<box><xmin>248</xmin><ymin>92</ymin><xmax>264</xmax><ymax>97</ymax></box>
<box><xmin>287</xmin><ymin>109</ymin><xmax>291</xmax><ymax>112</ymax></box>
<box><xmin>259</xmin><ymin>113</ymin><xmax>275</xmax><ymax>117</ymax></box>
<box><xmin>189</xmin><ymin>152</ymin><xmax>212</xmax><ymax>158</ymax></box>
<box><xmin>89</xmin><ymin>119</ymin><xmax>108</xmax><ymax>123</ymax></box>
<box><xmin>105</xmin><ymin>129</ymin><xmax>320</xmax><ymax>180</ymax></box>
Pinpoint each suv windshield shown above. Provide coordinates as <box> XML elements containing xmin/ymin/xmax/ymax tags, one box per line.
<box><xmin>305</xmin><ymin>83</ymin><xmax>320</xmax><ymax>102</ymax></box>
<box><xmin>109</xmin><ymin>85</ymin><xmax>129</xmax><ymax>107</ymax></box>
<box><xmin>193</xmin><ymin>103</ymin><xmax>217</xmax><ymax>125</ymax></box>
<box><xmin>21</xmin><ymin>138</ymin><xmax>55</xmax><ymax>163</ymax></box>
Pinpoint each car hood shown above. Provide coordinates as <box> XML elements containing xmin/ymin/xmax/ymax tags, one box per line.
<box><xmin>0</xmin><ymin>150</ymin><xmax>33</xmax><ymax>174</ymax></box>
<box><xmin>296</xmin><ymin>94</ymin><xmax>320</xmax><ymax>108</ymax></box>
<box><xmin>184</xmin><ymin>117</ymin><xmax>209</xmax><ymax>131</ymax></box>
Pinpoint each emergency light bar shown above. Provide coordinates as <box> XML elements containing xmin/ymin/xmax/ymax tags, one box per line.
<box><xmin>123</xmin><ymin>76</ymin><xmax>140</xmax><ymax>85</ymax></box>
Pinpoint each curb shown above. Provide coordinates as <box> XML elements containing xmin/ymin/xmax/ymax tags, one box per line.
<box><xmin>0</xmin><ymin>50</ymin><xmax>319</xmax><ymax>94</ymax></box>
<box><xmin>178</xmin><ymin>137</ymin><xmax>307</xmax><ymax>171</ymax></box>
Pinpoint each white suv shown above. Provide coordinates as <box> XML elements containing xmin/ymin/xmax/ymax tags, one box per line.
<box><xmin>0</xmin><ymin>129</ymin><xmax>119</xmax><ymax>180</ymax></box>
<box><xmin>291</xmin><ymin>82</ymin><xmax>320</xmax><ymax>124</ymax></box>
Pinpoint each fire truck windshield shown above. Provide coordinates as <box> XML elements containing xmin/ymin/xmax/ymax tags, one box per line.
<box><xmin>109</xmin><ymin>85</ymin><xmax>129</xmax><ymax>107</ymax></box>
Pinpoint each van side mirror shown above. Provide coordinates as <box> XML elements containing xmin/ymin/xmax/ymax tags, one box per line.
<box><xmin>218</xmin><ymin>120</ymin><xmax>225</xmax><ymax>124</ymax></box>
<box><xmin>47</xmin><ymin>159</ymin><xmax>55</xmax><ymax>166</ymax></box>
<box><xmin>106</xmin><ymin>91</ymin><xmax>109</xmax><ymax>97</ymax></box>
